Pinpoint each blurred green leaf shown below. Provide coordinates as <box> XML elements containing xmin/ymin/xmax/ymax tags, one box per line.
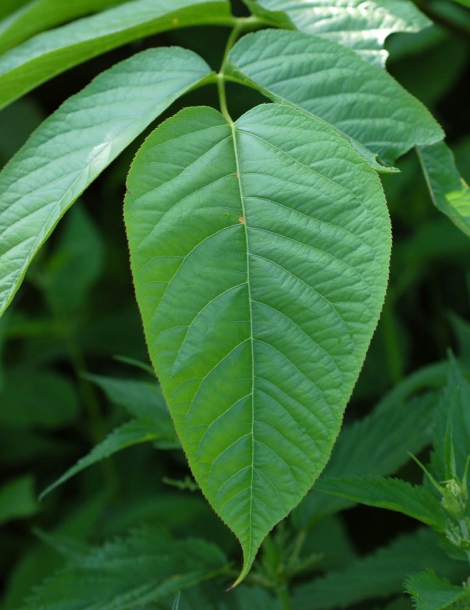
<box><xmin>292</xmin><ymin>529</ymin><xmax>467</xmax><ymax>610</ymax></box>
<box><xmin>0</xmin><ymin>475</ymin><xmax>38</xmax><ymax>526</ymax></box>
<box><xmin>0</xmin><ymin>0</ymin><xmax>232</xmax><ymax>110</ymax></box>
<box><xmin>315</xmin><ymin>476</ymin><xmax>447</xmax><ymax>531</ymax></box>
<box><xmin>0</xmin><ymin>98</ymin><xmax>44</xmax><ymax>163</ymax></box>
<box><xmin>431</xmin><ymin>358</ymin><xmax>470</xmax><ymax>483</ymax></box>
<box><xmin>405</xmin><ymin>569</ymin><xmax>470</xmax><ymax>610</ymax></box>
<box><xmin>0</xmin><ymin>0</ymin><xmax>129</xmax><ymax>53</ymax></box>
<box><xmin>418</xmin><ymin>142</ymin><xmax>470</xmax><ymax>237</ymax></box>
<box><xmin>388</xmin><ymin>36</ymin><xmax>469</xmax><ymax>108</ymax></box>
<box><xmin>86</xmin><ymin>374</ymin><xmax>169</xmax><ymax>420</ymax></box>
<box><xmin>40</xmin><ymin>205</ymin><xmax>104</xmax><ymax>314</ymax></box>
<box><xmin>3</xmin><ymin>492</ymin><xmax>108</xmax><ymax>610</ymax></box>
<box><xmin>0</xmin><ymin>47</ymin><xmax>213</xmax><ymax>317</ymax></box>
<box><xmin>23</xmin><ymin>529</ymin><xmax>228</xmax><ymax>610</ymax></box>
<box><xmin>0</xmin><ymin>369</ymin><xmax>79</xmax><ymax>428</ymax></box>
<box><xmin>0</xmin><ymin>0</ymin><xmax>30</xmax><ymax>20</ymax></box>
<box><xmin>41</xmin><ymin>418</ymin><xmax>179</xmax><ymax>499</ymax></box>
<box><xmin>244</xmin><ymin>0</ymin><xmax>430</xmax><ymax>66</ymax></box>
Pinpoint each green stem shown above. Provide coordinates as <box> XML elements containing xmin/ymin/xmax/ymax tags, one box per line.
<box><xmin>275</xmin><ymin>582</ymin><xmax>293</xmax><ymax>610</ymax></box>
<box><xmin>287</xmin><ymin>529</ymin><xmax>307</xmax><ymax>574</ymax></box>
<box><xmin>217</xmin><ymin>16</ymin><xmax>265</xmax><ymax>121</ymax></box>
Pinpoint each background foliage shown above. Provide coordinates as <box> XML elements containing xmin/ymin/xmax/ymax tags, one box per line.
<box><xmin>0</xmin><ymin>0</ymin><xmax>470</xmax><ymax>608</ymax></box>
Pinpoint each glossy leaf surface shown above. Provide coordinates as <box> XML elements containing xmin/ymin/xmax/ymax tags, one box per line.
<box><xmin>0</xmin><ymin>0</ymin><xmax>231</xmax><ymax>110</ymax></box>
<box><xmin>245</xmin><ymin>0</ymin><xmax>430</xmax><ymax>66</ymax></box>
<box><xmin>0</xmin><ymin>47</ymin><xmax>212</xmax><ymax>316</ymax></box>
<box><xmin>0</xmin><ymin>0</ymin><xmax>128</xmax><ymax>54</ymax></box>
<box><xmin>125</xmin><ymin>103</ymin><xmax>391</xmax><ymax>583</ymax></box>
<box><xmin>418</xmin><ymin>142</ymin><xmax>470</xmax><ymax>237</ymax></box>
<box><xmin>227</xmin><ymin>29</ymin><xmax>444</xmax><ymax>168</ymax></box>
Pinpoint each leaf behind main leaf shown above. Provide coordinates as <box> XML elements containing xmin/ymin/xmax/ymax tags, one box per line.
<box><xmin>244</xmin><ymin>0</ymin><xmax>431</xmax><ymax>67</ymax></box>
<box><xmin>417</xmin><ymin>142</ymin><xmax>470</xmax><ymax>237</ymax></box>
<box><xmin>125</xmin><ymin>103</ymin><xmax>391</xmax><ymax>584</ymax></box>
<box><xmin>0</xmin><ymin>0</ymin><xmax>129</xmax><ymax>54</ymax></box>
<box><xmin>226</xmin><ymin>29</ymin><xmax>444</xmax><ymax>168</ymax></box>
<box><xmin>0</xmin><ymin>46</ymin><xmax>213</xmax><ymax>317</ymax></box>
<box><xmin>0</xmin><ymin>0</ymin><xmax>232</xmax><ymax>110</ymax></box>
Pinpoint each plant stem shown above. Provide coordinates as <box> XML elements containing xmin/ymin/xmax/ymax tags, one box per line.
<box><xmin>217</xmin><ymin>16</ymin><xmax>265</xmax><ymax>121</ymax></box>
<box><xmin>275</xmin><ymin>582</ymin><xmax>293</xmax><ymax>610</ymax></box>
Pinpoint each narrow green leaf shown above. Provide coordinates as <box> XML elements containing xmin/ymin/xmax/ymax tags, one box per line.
<box><xmin>0</xmin><ymin>0</ymin><xmax>232</xmax><ymax>110</ymax></box>
<box><xmin>24</xmin><ymin>529</ymin><xmax>228</xmax><ymax>610</ymax></box>
<box><xmin>405</xmin><ymin>569</ymin><xmax>470</xmax><ymax>610</ymax></box>
<box><xmin>85</xmin><ymin>374</ymin><xmax>168</xmax><ymax>420</ymax></box>
<box><xmin>417</xmin><ymin>142</ymin><xmax>470</xmax><ymax>238</ymax></box>
<box><xmin>292</xmin><ymin>529</ymin><xmax>466</xmax><ymax>610</ymax></box>
<box><xmin>226</xmin><ymin>29</ymin><xmax>444</xmax><ymax>168</ymax></box>
<box><xmin>245</xmin><ymin>0</ymin><xmax>431</xmax><ymax>66</ymax></box>
<box><xmin>315</xmin><ymin>476</ymin><xmax>447</xmax><ymax>531</ymax></box>
<box><xmin>40</xmin><ymin>418</ymin><xmax>176</xmax><ymax>499</ymax></box>
<box><xmin>0</xmin><ymin>475</ymin><xmax>38</xmax><ymax>526</ymax></box>
<box><xmin>0</xmin><ymin>47</ymin><xmax>212</xmax><ymax>317</ymax></box>
<box><xmin>0</xmin><ymin>0</ymin><xmax>129</xmax><ymax>54</ymax></box>
<box><xmin>125</xmin><ymin>103</ymin><xmax>391</xmax><ymax>583</ymax></box>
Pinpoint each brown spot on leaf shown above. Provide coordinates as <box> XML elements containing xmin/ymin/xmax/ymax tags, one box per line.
<box><xmin>238</xmin><ymin>216</ymin><xmax>245</xmax><ymax>224</ymax></box>
<box><xmin>234</xmin><ymin>172</ymin><xmax>239</xmax><ymax>178</ymax></box>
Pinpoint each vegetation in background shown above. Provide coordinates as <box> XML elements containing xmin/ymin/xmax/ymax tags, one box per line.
<box><xmin>0</xmin><ymin>0</ymin><xmax>470</xmax><ymax>608</ymax></box>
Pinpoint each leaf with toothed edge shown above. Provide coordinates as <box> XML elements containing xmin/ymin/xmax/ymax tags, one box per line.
<box><xmin>124</xmin><ymin>103</ymin><xmax>391</xmax><ymax>584</ymax></box>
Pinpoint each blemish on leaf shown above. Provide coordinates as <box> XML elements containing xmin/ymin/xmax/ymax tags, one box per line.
<box><xmin>234</xmin><ymin>172</ymin><xmax>239</xmax><ymax>178</ymax></box>
<box><xmin>238</xmin><ymin>216</ymin><xmax>245</xmax><ymax>224</ymax></box>
<box><xmin>172</xmin><ymin>18</ymin><xmax>178</xmax><ymax>24</ymax></box>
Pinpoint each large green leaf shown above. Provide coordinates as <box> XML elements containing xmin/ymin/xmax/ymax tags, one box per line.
<box><xmin>0</xmin><ymin>0</ymin><xmax>232</xmax><ymax>110</ymax></box>
<box><xmin>244</xmin><ymin>0</ymin><xmax>430</xmax><ymax>66</ymax></box>
<box><xmin>0</xmin><ymin>0</ymin><xmax>128</xmax><ymax>54</ymax></box>
<box><xmin>0</xmin><ymin>47</ymin><xmax>212</xmax><ymax>317</ymax></box>
<box><xmin>226</xmin><ymin>29</ymin><xmax>444</xmax><ymax>168</ymax></box>
<box><xmin>417</xmin><ymin>142</ymin><xmax>470</xmax><ymax>237</ymax></box>
<box><xmin>125</xmin><ymin>103</ymin><xmax>391</xmax><ymax>583</ymax></box>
